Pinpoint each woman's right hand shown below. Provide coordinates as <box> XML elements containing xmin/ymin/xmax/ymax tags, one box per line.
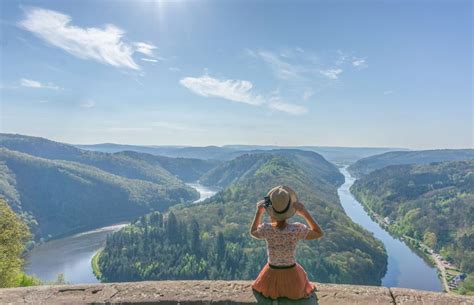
<box><xmin>256</xmin><ymin>200</ymin><xmax>266</xmax><ymax>213</ymax></box>
<box><xmin>294</xmin><ymin>201</ymin><xmax>306</xmax><ymax>214</ymax></box>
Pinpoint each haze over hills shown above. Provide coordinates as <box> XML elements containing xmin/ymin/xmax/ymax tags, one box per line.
<box><xmin>98</xmin><ymin>151</ymin><xmax>388</xmax><ymax>285</ymax></box>
<box><xmin>348</xmin><ymin>149</ymin><xmax>474</xmax><ymax>177</ymax></box>
<box><xmin>351</xmin><ymin>160</ymin><xmax>474</xmax><ymax>293</ymax></box>
<box><xmin>77</xmin><ymin>142</ymin><xmax>406</xmax><ymax>164</ymax></box>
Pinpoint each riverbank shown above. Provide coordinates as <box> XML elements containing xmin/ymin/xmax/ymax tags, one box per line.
<box><xmin>91</xmin><ymin>249</ymin><xmax>103</xmax><ymax>281</ymax></box>
<box><xmin>337</xmin><ymin>167</ymin><xmax>442</xmax><ymax>291</ymax></box>
<box><xmin>349</xmin><ymin>188</ymin><xmax>459</xmax><ymax>294</ymax></box>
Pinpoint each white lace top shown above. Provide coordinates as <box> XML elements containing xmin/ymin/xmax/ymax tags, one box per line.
<box><xmin>253</xmin><ymin>222</ymin><xmax>311</xmax><ymax>266</ymax></box>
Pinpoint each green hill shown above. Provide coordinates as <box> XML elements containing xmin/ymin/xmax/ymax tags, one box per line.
<box><xmin>348</xmin><ymin>149</ymin><xmax>474</xmax><ymax>177</ymax></box>
<box><xmin>0</xmin><ymin>148</ymin><xmax>197</xmax><ymax>240</ymax></box>
<box><xmin>0</xmin><ymin>134</ymin><xmax>201</xmax><ymax>189</ymax></box>
<box><xmin>115</xmin><ymin>151</ymin><xmax>219</xmax><ymax>182</ymax></box>
<box><xmin>350</xmin><ymin>160</ymin><xmax>474</xmax><ymax>275</ymax></box>
<box><xmin>98</xmin><ymin>151</ymin><xmax>388</xmax><ymax>285</ymax></box>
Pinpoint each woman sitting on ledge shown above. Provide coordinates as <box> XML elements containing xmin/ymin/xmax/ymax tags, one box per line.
<box><xmin>250</xmin><ymin>185</ymin><xmax>324</xmax><ymax>302</ymax></box>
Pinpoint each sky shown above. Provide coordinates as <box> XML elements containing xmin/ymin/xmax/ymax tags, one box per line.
<box><xmin>0</xmin><ymin>0</ymin><xmax>472</xmax><ymax>149</ymax></box>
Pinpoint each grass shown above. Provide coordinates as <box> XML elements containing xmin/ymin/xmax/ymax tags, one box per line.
<box><xmin>91</xmin><ymin>248</ymin><xmax>103</xmax><ymax>280</ymax></box>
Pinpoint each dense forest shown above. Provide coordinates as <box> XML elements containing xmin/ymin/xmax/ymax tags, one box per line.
<box><xmin>0</xmin><ymin>148</ymin><xmax>199</xmax><ymax>240</ymax></box>
<box><xmin>98</xmin><ymin>151</ymin><xmax>388</xmax><ymax>285</ymax></box>
<box><xmin>0</xmin><ymin>133</ymin><xmax>215</xmax><ymax>186</ymax></box>
<box><xmin>351</xmin><ymin>160</ymin><xmax>474</xmax><ymax>283</ymax></box>
<box><xmin>348</xmin><ymin>149</ymin><xmax>474</xmax><ymax>177</ymax></box>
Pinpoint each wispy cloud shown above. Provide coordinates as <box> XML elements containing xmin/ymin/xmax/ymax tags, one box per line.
<box><xmin>352</xmin><ymin>58</ymin><xmax>368</xmax><ymax>68</ymax></box>
<box><xmin>383</xmin><ymin>90</ymin><xmax>394</xmax><ymax>95</ymax></box>
<box><xmin>152</xmin><ymin>121</ymin><xmax>204</xmax><ymax>132</ymax></box>
<box><xmin>80</xmin><ymin>99</ymin><xmax>95</xmax><ymax>108</ymax></box>
<box><xmin>20</xmin><ymin>78</ymin><xmax>61</xmax><ymax>90</ymax></box>
<box><xmin>106</xmin><ymin>127</ymin><xmax>152</xmax><ymax>133</ymax></box>
<box><xmin>180</xmin><ymin>74</ymin><xmax>307</xmax><ymax>115</ymax></box>
<box><xmin>180</xmin><ymin>75</ymin><xmax>264</xmax><ymax>106</ymax></box>
<box><xmin>319</xmin><ymin>68</ymin><xmax>343</xmax><ymax>80</ymax></box>
<box><xmin>169</xmin><ymin>67</ymin><xmax>180</xmax><ymax>72</ymax></box>
<box><xmin>268</xmin><ymin>98</ymin><xmax>308</xmax><ymax>115</ymax></box>
<box><xmin>19</xmin><ymin>7</ymin><xmax>156</xmax><ymax>70</ymax></box>
<box><xmin>256</xmin><ymin>50</ymin><xmax>302</xmax><ymax>80</ymax></box>
<box><xmin>141</xmin><ymin>58</ymin><xmax>158</xmax><ymax>63</ymax></box>
<box><xmin>133</xmin><ymin>42</ymin><xmax>156</xmax><ymax>56</ymax></box>
<box><xmin>302</xmin><ymin>89</ymin><xmax>314</xmax><ymax>101</ymax></box>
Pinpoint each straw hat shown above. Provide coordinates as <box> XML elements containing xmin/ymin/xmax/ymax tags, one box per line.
<box><xmin>264</xmin><ymin>185</ymin><xmax>298</xmax><ymax>221</ymax></box>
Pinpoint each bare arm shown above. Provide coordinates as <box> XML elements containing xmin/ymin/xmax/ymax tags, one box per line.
<box><xmin>294</xmin><ymin>201</ymin><xmax>324</xmax><ymax>240</ymax></box>
<box><xmin>250</xmin><ymin>200</ymin><xmax>266</xmax><ymax>239</ymax></box>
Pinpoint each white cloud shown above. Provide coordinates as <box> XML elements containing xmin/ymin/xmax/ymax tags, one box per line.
<box><xmin>383</xmin><ymin>90</ymin><xmax>394</xmax><ymax>95</ymax></box>
<box><xmin>267</xmin><ymin>98</ymin><xmax>308</xmax><ymax>115</ymax></box>
<box><xmin>180</xmin><ymin>75</ymin><xmax>264</xmax><ymax>106</ymax></box>
<box><xmin>169</xmin><ymin>67</ymin><xmax>180</xmax><ymax>72</ymax></box>
<box><xmin>133</xmin><ymin>42</ymin><xmax>156</xmax><ymax>56</ymax></box>
<box><xmin>19</xmin><ymin>7</ymin><xmax>156</xmax><ymax>70</ymax></box>
<box><xmin>80</xmin><ymin>99</ymin><xmax>95</xmax><ymax>108</ymax></box>
<box><xmin>141</xmin><ymin>58</ymin><xmax>158</xmax><ymax>63</ymax></box>
<box><xmin>180</xmin><ymin>74</ymin><xmax>307</xmax><ymax>115</ymax></box>
<box><xmin>320</xmin><ymin>68</ymin><xmax>343</xmax><ymax>80</ymax></box>
<box><xmin>352</xmin><ymin>58</ymin><xmax>367</xmax><ymax>68</ymax></box>
<box><xmin>20</xmin><ymin>78</ymin><xmax>60</xmax><ymax>90</ymax></box>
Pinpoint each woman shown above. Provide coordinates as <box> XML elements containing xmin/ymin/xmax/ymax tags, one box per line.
<box><xmin>250</xmin><ymin>185</ymin><xmax>324</xmax><ymax>300</ymax></box>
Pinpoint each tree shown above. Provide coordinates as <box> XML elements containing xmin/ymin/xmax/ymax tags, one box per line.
<box><xmin>0</xmin><ymin>199</ymin><xmax>30</xmax><ymax>287</ymax></box>
<box><xmin>190</xmin><ymin>218</ymin><xmax>201</xmax><ymax>256</ymax></box>
<box><xmin>216</xmin><ymin>232</ymin><xmax>225</xmax><ymax>261</ymax></box>
<box><xmin>423</xmin><ymin>231</ymin><xmax>437</xmax><ymax>249</ymax></box>
<box><xmin>166</xmin><ymin>212</ymin><xmax>178</xmax><ymax>243</ymax></box>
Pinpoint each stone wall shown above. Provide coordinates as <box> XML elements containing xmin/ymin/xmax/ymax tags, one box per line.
<box><xmin>0</xmin><ymin>281</ymin><xmax>473</xmax><ymax>305</ymax></box>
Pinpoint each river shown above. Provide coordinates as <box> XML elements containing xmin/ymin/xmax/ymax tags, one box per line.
<box><xmin>24</xmin><ymin>223</ymin><xmax>128</xmax><ymax>284</ymax></box>
<box><xmin>185</xmin><ymin>182</ymin><xmax>220</xmax><ymax>203</ymax></box>
<box><xmin>338</xmin><ymin>167</ymin><xmax>442</xmax><ymax>291</ymax></box>
<box><xmin>24</xmin><ymin>182</ymin><xmax>217</xmax><ymax>284</ymax></box>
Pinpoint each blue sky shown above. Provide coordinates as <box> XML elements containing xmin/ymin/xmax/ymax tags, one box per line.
<box><xmin>0</xmin><ymin>0</ymin><xmax>472</xmax><ymax>148</ymax></box>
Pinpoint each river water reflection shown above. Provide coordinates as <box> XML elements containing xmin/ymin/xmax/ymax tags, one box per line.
<box><xmin>337</xmin><ymin>167</ymin><xmax>442</xmax><ymax>291</ymax></box>
<box><xmin>25</xmin><ymin>181</ymin><xmax>218</xmax><ymax>284</ymax></box>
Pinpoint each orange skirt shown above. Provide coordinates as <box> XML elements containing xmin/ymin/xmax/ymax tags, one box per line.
<box><xmin>252</xmin><ymin>262</ymin><xmax>316</xmax><ymax>300</ymax></box>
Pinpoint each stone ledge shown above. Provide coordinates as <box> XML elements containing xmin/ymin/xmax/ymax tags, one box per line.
<box><xmin>0</xmin><ymin>281</ymin><xmax>473</xmax><ymax>305</ymax></box>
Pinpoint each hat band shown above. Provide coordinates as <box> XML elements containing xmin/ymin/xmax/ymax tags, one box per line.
<box><xmin>272</xmin><ymin>197</ymin><xmax>291</xmax><ymax>214</ymax></box>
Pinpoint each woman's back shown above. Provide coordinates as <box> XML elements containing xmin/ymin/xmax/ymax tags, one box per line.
<box><xmin>254</xmin><ymin>222</ymin><xmax>310</xmax><ymax>266</ymax></box>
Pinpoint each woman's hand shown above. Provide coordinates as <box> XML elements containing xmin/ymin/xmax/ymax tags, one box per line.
<box><xmin>294</xmin><ymin>201</ymin><xmax>306</xmax><ymax>215</ymax></box>
<box><xmin>294</xmin><ymin>201</ymin><xmax>324</xmax><ymax>240</ymax></box>
<box><xmin>256</xmin><ymin>200</ymin><xmax>266</xmax><ymax>214</ymax></box>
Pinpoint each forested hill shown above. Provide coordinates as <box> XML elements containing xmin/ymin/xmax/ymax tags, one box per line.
<box><xmin>0</xmin><ymin>148</ymin><xmax>197</xmax><ymax>240</ymax></box>
<box><xmin>114</xmin><ymin>151</ymin><xmax>219</xmax><ymax>182</ymax></box>
<box><xmin>199</xmin><ymin>149</ymin><xmax>344</xmax><ymax>189</ymax></box>
<box><xmin>98</xmin><ymin>151</ymin><xmax>388</xmax><ymax>285</ymax></box>
<box><xmin>351</xmin><ymin>160</ymin><xmax>474</xmax><ymax>277</ymax></box>
<box><xmin>0</xmin><ymin>133</ymin><xmax>214</xmax><ymax>185</ymax></box>
<box><xmin>348</xmin><ymin>149</ymin><xmax>474</xmax><ymax>177</ymax></box>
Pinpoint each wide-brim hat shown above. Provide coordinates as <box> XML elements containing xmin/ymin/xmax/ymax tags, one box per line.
<box><xmin>264</xmin><ymin>185</ymin><xmax>297</xmax><ymax>221</ymax></box>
